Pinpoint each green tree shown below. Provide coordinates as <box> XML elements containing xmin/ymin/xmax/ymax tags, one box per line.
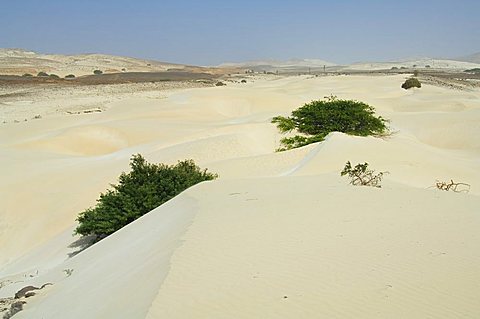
<box><xmin>75</xmin><ymin>154</ymin><xmax>218</xmax><ymax>240</ymax></box>
<box><xmin>272</xmin><ymin>96</ymin><xmax>388</xmax><ymax>151</ymax></box>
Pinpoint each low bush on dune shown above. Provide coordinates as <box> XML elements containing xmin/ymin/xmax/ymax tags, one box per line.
<box><xmin>37</xmin><ymin>71</ymin><xmax>49</xmax><ymax>77</ymax></box>
<box><xmin>341</xmin><ymin>161</ymin><xmax>387</xmax><ymax>188</ymax></box>
<box><xmin>22</xmin><ymin>73</ymin><xmax>33</xmax><ymax>77</ymax></box>
<box><xmin>272</xmin><ymin>95</ymin><xmax>388</xmax><ymax>151</ymax></box>
<box><xmin>49</xmin><ymin>74</ymin><xmax>60</xmax><ymax>79</ymax></box>
<box><xmin>215</xmin><ymin>81</ymin><xmax>226</xmax><ymax>86</ymax></box>
<box><xmin>65</xmin><ymin>74</ymin><xmax>76</xmax><ymax>79</ymax></box>
<box><xmin>75</xmin><ymin>154</ymin><xmax>218</xmax><ymax>240</ymax></box>
<box><xmin>401</xmin><ymin>77</ymin><xmax>421</xmax><ymax>90</ymax></box>
<box><xmin>93</xmin><ymin>69</ymin><xmax>103</xmax><ymax>75</ymax></box>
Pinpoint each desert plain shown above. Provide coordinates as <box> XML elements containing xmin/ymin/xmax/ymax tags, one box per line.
<box><xmin>0</xmin><ymin>50</ymin><xmax>480</xmax><ymax>318</ymax></box>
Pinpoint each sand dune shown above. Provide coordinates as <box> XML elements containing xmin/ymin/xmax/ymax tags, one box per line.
<box><xmin>1</xmin><ymin>73</ymin><xmax>479</xmax><ymax>318</ymax></box>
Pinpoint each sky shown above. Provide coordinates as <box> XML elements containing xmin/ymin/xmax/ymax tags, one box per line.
<box><xmin>0</xmin><ymin>0</ymin><xmax>479</xmax><ymax>66</ymax></box>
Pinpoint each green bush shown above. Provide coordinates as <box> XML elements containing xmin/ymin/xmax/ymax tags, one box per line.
<box><xmin>49</xmin><ymin>74</ymin><xmax>60</xmax><ymax>79</ymax></box>
<box><xmin>65</xmin><ymin>74</ymin><xmax>76</xmax><ymax>79</ymax></box>
<box><xmin>413</xmin><ymin>70</ymin><xmax>419</xmax><ymax>77</ymax></box>
<box><xmin>215</xmin><ymin>81</ymin><xmax>226</xmax><ymax>86</ymax></box>
<box><xmin>22</xmin><ymin>73</ymin><xmax>33</xmax><ymax>77</ymax></box>
<box><xmin>401</xmin><ymin>77</ymin><xmax>421</xmax><ymax>90</ymax></box>
<box><xmin>464</xmin><ymin>68</ymin><xmax>480</xmax><ymax>74</ymax></box>
<box><xmin>93</xmin><ymin>69</ymin><xmax>103</xmax><ymax>75</ymax></box>
<box><xmin>75</xmin><ymin>154</ymin><xmax>218</xmax><ymax>240</ymax></box>
<box><xmin>37</xmin><ymin>71</ymin><xmax>49</xmax><ymax>77</ymax></box>
<box><xmin>272</xmin><ymin>96</ymin><xmax>388</xmax><ymax>151</ymax></box>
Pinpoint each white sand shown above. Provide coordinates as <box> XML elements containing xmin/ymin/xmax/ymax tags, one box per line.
<box><xmin>1</xmin><ymin>74</ymin><xmax>479</xmax><ymax>318</ymax></box>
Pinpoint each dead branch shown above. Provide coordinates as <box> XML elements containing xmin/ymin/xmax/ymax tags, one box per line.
<box><xmin>435</xmin><ymin>179</ymin><xmax>470</xmax><ymax>193</ymax></box>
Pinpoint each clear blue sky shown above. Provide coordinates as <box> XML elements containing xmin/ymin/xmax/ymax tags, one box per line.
<box><xmin>1</xmin><ymin>0</ymin><xmax>479</xmax><ymax>65</ymax></box>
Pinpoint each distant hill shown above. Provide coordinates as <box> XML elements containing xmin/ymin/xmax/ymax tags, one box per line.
<box><xmin>219</xmin><ymin>58</ymin><xmax>336</xmax><ymax>73</ymax></box>
<box><xmin>341</xmin><ymin>57</ymin><xmax>480</xmax><ymax>71</ymax></box>
<box><xmin>453</xmin><ymin>52</ymin><xmax>480</xmax><ymax>64</ymax></box>
<box><xmin>0</xmin><ymin>48</ymin><xmax>224</xmax><ymax>77</ymax></box>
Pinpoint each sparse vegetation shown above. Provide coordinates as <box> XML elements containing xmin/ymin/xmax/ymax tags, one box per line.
<box><xmin>65</xmin><ymin>74</ymin><xmax>76</xmax><ymax>79</ymax></box>
<box><xmin>63</xmin><ymin>269</ymin><xmax>74</xmax><ymax>277</ymax></box>
<box><xmin>49</xmin><ymin>74</ymin><xmax>60</xmax><ymax>79</ymax></box>
<box><xmin>75</xmin><ymin>154</ymin><xmax>218</xmax><ymax>240</ymax></box>
<box><xmin>272</xmin><ymin>95</ymin><xmax>388</xmax><ymax>151</ymax></box>
<box><xmin>413</xmin><ymin>70</ymin><xmax>419</xmax><ymax>77</ymax></box>
<box><xmin>93</xmin><ymin>69</ymin><xmax>103</xmax><ymax>75</ymax></box>
<box><xmin>401</xmin><ymin>77</ymin><xmax>421</xmax><ymax>90</ymax></box>
<box><xmin>22</xmin><ymin>73</ymin><xmax>33</xmax><ymax>77</ymax></box>
<box><xmin>464</xmin><ymin>68</ymin><xmax>480</xmax><ymax>74</ymax></box>
<box><xmin>2</xmin><ymin>300</ymin><xmax>25</xmax><ymax>319</ymax></box>
<box><xmin>341</xmin><ymin>161</ymin><xmax>387</xmax><ymax>188</ymax></box>
<box><xmin>241</xmin><ymin>79</ymin><xmax>247</xmax><ymax>83</ymax></box>
<box><xmin>390</xmin><ymin>66</ymin><xmax>398</xmax><ymax>70</ymax></box>
<box><xmin>215</xmin><ymin>81</ymin><xmax>226</xmax><ymax>86</ymax></box>
<box><xmin>37</xmin><ymin>71</ymin><xmax>48</xmax><ymax>77</ymax></box>
<box><xmin>434</xmin><ymin>179</ymin><xmax>470</xmax><ymax>193</ymax></box>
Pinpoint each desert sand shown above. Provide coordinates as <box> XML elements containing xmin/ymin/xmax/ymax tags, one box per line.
<box><xmin>0</xmin><ymin>73</ymin><xmax>479</xmax><ymax>318</ymax></box>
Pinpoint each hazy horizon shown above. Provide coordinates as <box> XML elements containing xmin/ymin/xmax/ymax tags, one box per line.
<box><xmin>1</xmin><ymin>0</ymin><xmax>479</xmax><ymax>66</ymax></box>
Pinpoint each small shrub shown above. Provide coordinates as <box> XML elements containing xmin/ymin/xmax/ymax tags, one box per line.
<box><xmin>464</xmin><ymin>68</ymin><xmax>480</xmax><ymax>74</ymax></box>
<box><xmin>390</xmin><ymin>67</ymin><xmax>398</xmax><ymax>70</ymax></box>
<box><xmin>93</xmin><ymin>69</ymin><xmax>103</xmax><ymax>75</ymax></box>
<box><xmin>63</xmin><ymin>269</ymin><xmax>74</xmax><ymax>277</ymax></box>
<box><xmin>49</xmin><ymin>74</ymin><xmax>60</xmax><ymax>79</ymax></box>
<box><xmin>215</xmin><ymin>81</ymin><xmax>226</xmax><ymax>86</ymax></box>
<box><xmin>37</xmin><ymin>71</ymin><xmax>48</xmax><ymax>77</ymax></box>
<box><xmin>22</xmin><ymin>73</ymin><xmax>33</xmax><ymax>77</ymax></box>
<box><xmin>413</xmin><ymin>70</ymin><xmax>419</xmax><ymax>77</ymax></box>
<box><xmin>3</xmin><ymin>300</ymin><xmax>26</xmax><ymax>319</ymax></box>
<box><xmin>241</xmin><ymin>79</ymin><xmax>247</xmax><ymax>83</ymax></box>
<box><xmin>341</xmin><ymin>161</ymin><xmax>387</xmax><ymax>188</ymax></box>
<box><xmin>425</xmin><ymin>65</ymin><xmax>431</xmax><ymax>68</ymax></box>
<box><xmin>75</xmin><ymin>154</ymin><xmax>218</xmax><ymax>240</ymax></box>
<box><xmin>401</xmin><ymin>77</ymin><xmax>421</xmax><ymax>90</ymax></box>
<box><xmin>65</xmin><ymin>74</ymin><xmax>76</xmax><ymax>79</ymax></box>
<box><xmin>272</xmin><ymin>95</ymin><xmax>388</xmax><ymax>151</ymax></box>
